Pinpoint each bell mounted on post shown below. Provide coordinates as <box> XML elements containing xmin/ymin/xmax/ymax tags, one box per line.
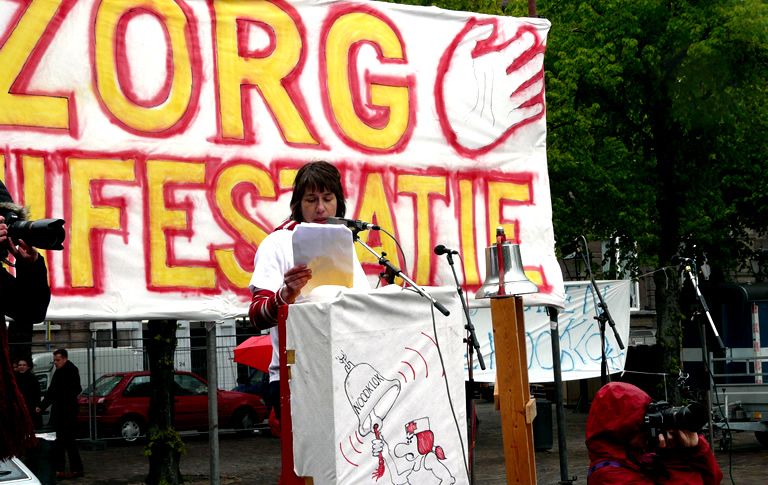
<box><xmin>476</xmin><ymin>227</ymin><xmax>539</xmax><ymax>299</ymax></box>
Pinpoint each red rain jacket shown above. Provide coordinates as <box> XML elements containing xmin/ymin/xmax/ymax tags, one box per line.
<box><xmin>585</xmin><ymin>382</ymin><xmax>722</xmax><ymax>485</ymax></box>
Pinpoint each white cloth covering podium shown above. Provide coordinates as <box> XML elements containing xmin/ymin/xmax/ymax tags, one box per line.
<box><xmin>284</xmin><ymin>285</ymin><xmax>469</xmax><ymax>485</ymax></box>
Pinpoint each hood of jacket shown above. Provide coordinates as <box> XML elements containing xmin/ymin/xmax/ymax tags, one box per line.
<box><xmin>0</xmin><ymin>180</ymin><xmax>27</xmax><ymax>219</ymax></box>
<box><xmin>585</xmin><ymin>382</ymin><xmax>653</xmax><ymax>463</ymax></box>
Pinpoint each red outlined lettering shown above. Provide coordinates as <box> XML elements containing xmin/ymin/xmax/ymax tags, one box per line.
<box><xmin>208</xmin><ymin>0</ymin><xmax>323</xmax><ymax>148</ymax></box>
<box><xmin>90</xmin><ymin>0</ymin><xmax>202</xmax><ymax>137</ymax></box>
<box><xmin>0</xmin><ymin>0</ymin><xmax>78</xmax><ymax>135</ymax></box>
<box><xmin>320</xmin><ymin>4</ymin><xmax>415</xmax><ymax>154</ymax></box>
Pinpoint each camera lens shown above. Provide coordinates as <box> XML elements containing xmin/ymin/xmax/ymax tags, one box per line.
<box><xmin>8</xmin><ymin>218</ymin><xmax>66</xmax><ymax>250</ymax></box>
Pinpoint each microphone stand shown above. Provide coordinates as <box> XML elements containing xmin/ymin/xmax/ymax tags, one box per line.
<box><xmin>679</xmin><ymin>258</ymin><xmax>724</xmax><ymax>444</ymax></box>
<box><xmin>680</xmin><ymin>260</ymin><xmax>725</xmax><ymax>350</ymax></box>
<box><xmin>351</xmin><ymin>230</ymin><xmax>450</xmax><ymax>317</ymax></box>
<box><xmin>577</xmin><ymin>236</ymin><xmax>625</xmax><ymax>386</ymax></box>
<box><xmin>440</xmin><ymin>250</ymin><xmax>483</xmax><ymax>485</ymax></box>
<box><xmin>444</xmin><ymin>251</ymin><xmax>485</xmax><ymax>371</ymax></box>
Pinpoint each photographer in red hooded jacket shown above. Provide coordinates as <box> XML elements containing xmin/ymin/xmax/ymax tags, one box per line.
<box><xmin>585</xmin><ymin>382</ymin><xmax>722</xmax><ymax>485</ymax></box>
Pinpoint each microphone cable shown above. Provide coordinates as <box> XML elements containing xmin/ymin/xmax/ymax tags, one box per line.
<box><xmin>422</xmin><ymin>293</ymin><xmax>471</xmax><ymax>482</ymax></box>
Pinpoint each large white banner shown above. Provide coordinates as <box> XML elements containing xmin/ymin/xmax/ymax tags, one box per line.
<box><xmin>0</xmin><ymin>0</ymin><xmax>563</xmax><ymax>320</ymax></box>
<box><xmin>469</xmin><ymin>280</ymin><xmax>632</xmax><ymax>383</ymax></box>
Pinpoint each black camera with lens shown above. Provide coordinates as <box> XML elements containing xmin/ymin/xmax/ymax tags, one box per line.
<box><xmin>644</xmin><ymin>400</ymin><xmax>708</xmax><ymax>438</ymax></box>
<box><xmin>0</xmin><ymin>205</ymin><xmax>66</xmax><ymax>261</ymax></box>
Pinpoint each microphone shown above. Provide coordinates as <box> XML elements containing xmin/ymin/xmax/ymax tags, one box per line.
<box><xmin>671</xmin><ymin>255</ymin><xmax>693</xmax><ymax>265</ymax></box>
<box><xmin>326</xmin><ymin>216</ymin><xmax>380</xmax><ymax>232</ymax></box>
<box><xmin>434</xmin><ymin>244</ymin><xmax>458</xmax><ymax>256</ymax></box>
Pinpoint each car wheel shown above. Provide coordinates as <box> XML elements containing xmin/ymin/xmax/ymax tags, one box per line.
<box><xmin>755</xmin><ymin>431</ymin><xmax>768</xmax><ymax>448</ymax></box>
<box><xmin>233</xmin><ymin>407</ymin><xmax>258</xmax><ymax>432</ymax></box>
<box><xmin>119</xmin><ymin>416</ymin><xmax>144</xmax><ymax>443</ymax></box>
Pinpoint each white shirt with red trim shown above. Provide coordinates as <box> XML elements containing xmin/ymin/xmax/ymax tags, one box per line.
<box><xmin>249</xmin><ymin>221</ymin><xmax>369</xmax><ymax>382</ymax></box>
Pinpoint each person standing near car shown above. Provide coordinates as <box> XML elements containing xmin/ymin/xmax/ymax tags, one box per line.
<box><xmin>248</xmin><ymin>161</ymin><xmax>370</xmax><ymax>423</ymax></box>
<box><xmin>37</xmin><ymin>348</ymin><xmax>84</xmax><ymax>479</ymax></box>
<box><xmin>0</xmin><ymin>179</ymin><xmax>51</xmax><ymax>460</ymax></box>
<box><xmin>14</xmin><ymin>357</ymin><xmax>42</xmax><ymax>429</ymax></box>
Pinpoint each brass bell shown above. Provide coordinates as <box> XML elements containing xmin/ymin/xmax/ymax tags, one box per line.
<box><xmin>476</xmin><ymin>242</ymin><xmax>539</xmax><ymax>298</ymax></box>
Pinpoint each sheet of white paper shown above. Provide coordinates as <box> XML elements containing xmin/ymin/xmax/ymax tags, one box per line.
<box><xmin>292</xmin><ymin>224</ymin><xmax>355</xmax><ymax>296</ymax></box>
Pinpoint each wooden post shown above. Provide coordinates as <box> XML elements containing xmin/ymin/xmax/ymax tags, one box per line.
<box><xmin>491</xmin><ymin>296</ymin><xmax>537</xmax><ymax>484</ymax></box>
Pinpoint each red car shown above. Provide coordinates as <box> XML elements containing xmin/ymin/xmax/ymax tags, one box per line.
<box><xmin>77</xmin><ymin>371</ymin><xmax>267</xmax><ymax>442</ymax></box>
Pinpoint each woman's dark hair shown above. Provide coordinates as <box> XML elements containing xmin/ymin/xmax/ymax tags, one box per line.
<box><xmin>289</xmin><ymin>161</ymin><xmax>346</xmax><ymax>222</ymax></box>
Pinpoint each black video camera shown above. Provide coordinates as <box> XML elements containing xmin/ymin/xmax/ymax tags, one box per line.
<box><xmin>0</xmin><ymin>206</ymin><xmax>66</xmax><ymax>262</ymax></box>
<box><xmin>644</xmin><ymin>400</ymin><xmax>707</xmax><ymax>438</ymax></box>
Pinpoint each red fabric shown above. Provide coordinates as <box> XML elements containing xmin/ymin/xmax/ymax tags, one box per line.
<box><xmin>585</xmin><ymin>382</ymin><xmax>722</xmax><ymax>485</ymax></box>
<box><xmin>248</xmin><ymin>288</ymin><xmax>281</xmax><ymax>329</ymax></box>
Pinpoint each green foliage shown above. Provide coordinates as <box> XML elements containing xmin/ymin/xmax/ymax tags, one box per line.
<box><xmin>541</xmin><ymin>0</ymin><xmax>768</xmax><ymax>274</ymax></box>
<box><xmin>377</xmin><ymin>0</ymin><xmax>505</xmax><ymax>16</ymax></box>
<box><xmin>143</xmin><ymin>427</ymin><xmax>186</xmax><ymax>458</ymax></box>
<box><xmin>539</xmin><ymin>0</ymin><xmax>768</xmax><ymax>374</ymax></box>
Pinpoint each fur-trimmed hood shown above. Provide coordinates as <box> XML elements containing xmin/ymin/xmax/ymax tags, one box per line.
<box><xmin>0</xmin><ymin>180</ymin><xmax>28</xmax><ymax>220</ymax></box>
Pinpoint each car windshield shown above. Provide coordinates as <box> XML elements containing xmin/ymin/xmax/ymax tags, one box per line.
<box><xmin>81</xmin><ymin>375</ymin><xmax>124</xmax><ymax>397</ymax></box>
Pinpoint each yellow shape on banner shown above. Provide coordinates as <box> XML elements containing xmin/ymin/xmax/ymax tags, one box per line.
<box><xmin>20</xmin><ymin>156</ymin><xmax>49</xmax><ymax>266</ymax></box>
<box><xmin>213</xmin><ymin>163</ymin><xmax>276</xmax><ymax>287</ymax></box>
<box><xmin>459</xmin><ymin>179</ymin><xmax>481</xmax><ymax>286</ymax></box>
<box><xmin>354</xmin><ymin>173</ymin><xmax>398</xmax><ymax>269</ymax></box>
<box><xmin>69</xmin><ymin>158</ymin><xmax>136</xmax><ymax>288</ymax></box>
<box><xmin>397</xmin><ymin>174</ymin><xmax>446</xmax><ymax>285</ymax></box>
<box><xmin>279</xmin><ymin>168</ymin><xmax>297</xmax><ymax>190</ymax></box>
<box><xmin>0</xmin><ymin>0</ymin><xmax>69</xmax><ymax>130</ymax></box>
<box><xmin>147</xmin><ymin>160</ymin><xmax>215</xmax><ymax>289</ymax></box>
<box><xmin>325</xmin><ymin>11</ymin><xmax>410</xmax><ymax>151</ymax></box>
<box><xmin>214</xmin><ymin>0</ymin><xmax>318</xmax><ymax>145</ymax></box>
<box><xmin>21</xmin><ymin>156</ymin><xmax>46</xmax><ymax>220</ymax></box>
<box><xmin>94</xmin><ymin>0</ymin><xmax>194</xmax><ymax>133</ymax></box>
<box><xmin>0</xmin><ymin>155</ymin><xmax>4</xmax><ymax>182</ymax></box>
<box><xmin>488</xmin><ymin>180</ymin><xmax>531</xmax><ymax>244</ymax></box>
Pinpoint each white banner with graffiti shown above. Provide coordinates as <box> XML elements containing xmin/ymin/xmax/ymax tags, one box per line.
<box><xmin>469</xmin><ymin>280</ymin><xmax>632</xmax><ymax>383</ymax></box>
<box><xmin>287</xmin><ymin>286</ymin><xmax>468</xmax><ymax>485</ymax></box>
<box><xmin>0</xmin><ymin>0</ymin><xmax>563</xmax><ymax>321</ymax></box>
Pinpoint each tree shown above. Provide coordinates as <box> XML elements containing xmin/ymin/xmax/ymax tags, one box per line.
<box><xmin>539</xmin><ymin>0</ymin><xmax>768</xmax><ymax>395</ymax></box>
<box><xmin>145</xmin><ymin>319</ymin><xmax>184</xmax><ymax>485</ymax></box>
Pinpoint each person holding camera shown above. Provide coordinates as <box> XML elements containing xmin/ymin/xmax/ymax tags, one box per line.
<box><xmin>585</xmin><ymin>382</ymin><xmax>722</xmax><ymax>484</ymax></box>
<box><xmin>0</xmin><ymin>180</ymin><xmax>51</xmax><ymax>460</ymax></box>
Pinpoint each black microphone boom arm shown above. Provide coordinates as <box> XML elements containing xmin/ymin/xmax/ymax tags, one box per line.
<box><xmin>352</xmin><ymin>236</ymin><xmax>450</xmax><ymax>316</ymax></box>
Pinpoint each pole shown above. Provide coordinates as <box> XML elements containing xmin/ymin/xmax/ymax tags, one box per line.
<box><xmin>206</xmin><ymin>322</ymin><xmax>220</xmax><ymax>485</ymax></box>
<box><xmin>547</xmin><ymin>307</ymin><xmax>573</xmax><ymax>484</ymax></box>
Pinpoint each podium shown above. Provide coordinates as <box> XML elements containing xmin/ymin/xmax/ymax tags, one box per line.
<box><xmin>277</xmin><ymin>286</ymin><xmax>468</xmax><ymax>485</ymax></box>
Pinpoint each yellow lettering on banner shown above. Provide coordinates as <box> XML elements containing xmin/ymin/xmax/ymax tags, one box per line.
<box><xmin>459</xmin><ymin>179</ymin><xmax>480</xmax><ymax>285</ymax></box>
<box><xmin>397</xmin><ymin>174</ymin><xmax>446</xmax><ymax>285</ymax></box>
<box><xmin>69</xmin><ymin>159</ymin><xmax>135</xmax><ymax>288</ymax></box>
<box><xmin>94</xmin><ymin>0</ymin><xmax>194</xmax><ymax>133</ymax></box>
<box><xmin>20</xmin><ymin>156</ymin><xmax>47</xmax><ymax>220</ymax></box>
<box><xmin>213</xmin><ymin>163</ymin><xmax>275</xmax><ymax>287</ymax></box>
<box><xmin>279</xmin><ymin>168</ymin><xmax>297</xmax><ymax>190</ymax></box>
<box><xmin>0</xmin><ymin>0</ymin><xmax>69</xmax><ymax>129</ymax></box>
<box><xmin>147</xmin><ymin>160</ymin><xmax>215</xmax><ymax>288</ymax></box>
<box><xmin>214</xmin><ymin>0</ymin><xmax>317</xmax><ymax>145</ymax></box>
<box><xmin>488</xmin><ymin>180</ymin><xmax>531</xmax><ymax>244</ymax></box>
<box><xmin>354</xmin><ymin>173</ymin><xmax>398</xmax><ymax>267</ymax></box>
<box><xmin>325</xmin><ymin>12</ymin><xmax>410</xmax><ymax>151</ymax></box>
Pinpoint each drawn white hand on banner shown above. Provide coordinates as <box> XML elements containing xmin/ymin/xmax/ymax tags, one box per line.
<box><xmin>436</xmin><ymin>18</ymin><xmax>546</xmax><ymax>157</ymax></box>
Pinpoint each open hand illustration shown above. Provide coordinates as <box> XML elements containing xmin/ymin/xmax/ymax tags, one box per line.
<box><xmin>436</xmin><ymin>18</ymin><xmax>546</xmax><ymax>157</ymax></box>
